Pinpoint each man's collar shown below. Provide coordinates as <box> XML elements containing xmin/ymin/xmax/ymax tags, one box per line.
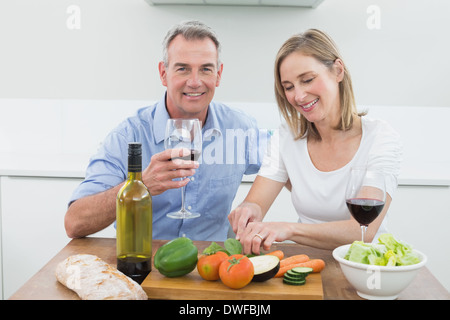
<box><xmin>202</xmin><ymin>101</ymin><xmax>222</xmax><ymax>140</ymax></box>
<box><xmin>153</xmin><ymin>95</ymin><xmax>170</xmax><ymax>144</ymax></box>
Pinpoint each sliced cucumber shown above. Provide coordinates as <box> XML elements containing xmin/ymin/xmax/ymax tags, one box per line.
<box><xmin>290</xmin><ymin>267</ymin><xmax>313</xmax><ymax>274</ymax></box>
<box><xmin>283</xmin><ymin>267</ymin><xmax>312</xmax><ymax>286</ymax></box>
<box><xmin>283</xmin><ymin>277</ymin><xmax>306</xmax><ymax>286</ymax></box>
<box><xmin>284</xmin><ymin>273</ymin><xmax>304</xmax><ymax>282</ymax></box>
<box><xmin>285</xmin><ymin>270</ymin><xmax>305</xmax><ymax>279</ymax></box>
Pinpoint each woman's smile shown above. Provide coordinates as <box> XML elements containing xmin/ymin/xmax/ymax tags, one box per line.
<box><xmin>299</xmin><ymin>98</ymin><xmax>319</xmax><ymax>112</ymax></box>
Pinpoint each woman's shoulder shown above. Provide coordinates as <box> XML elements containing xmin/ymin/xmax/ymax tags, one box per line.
<box><xmin>361</xmin><ymin>116</ymin><xmax>403</xmax><ymax>157</ymax></box>
<box><xmin>278</xmin><ymin>121</ymin><xmax>302</xmax><ymax>140</ymax></box>
<box><xmin>271</xmin><ymin>122</ymin><xmax>305</xmax><ymax>149</ymax></box>
<box><xmin>362</xmin><ymin>116</ymin><xmax>401</xmax><ymax>141</ymax></box>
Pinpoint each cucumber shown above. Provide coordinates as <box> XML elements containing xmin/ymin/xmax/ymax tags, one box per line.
<box><xmin>283</xmin><ymin>267</ymin><xmax>312</xmax><ymax>286</ymax></box>
<box><xmin>283</xmin><ymin>277</ymin><xmax>306</xmax><ymax>286</ymax></box>
<box><xmin>285</xmin><ymin>270</ymin><xmax>305</xmax><ymax>279</ymax></box>
<box><xmin>290</xmin><ymin>267</ymin><xmax>313</xmax><ymax>274</ymax></box>
<box><xmin>284</xmin><ymin>273</ymin><xmax>305</xmax><ymax>282</ymax></box>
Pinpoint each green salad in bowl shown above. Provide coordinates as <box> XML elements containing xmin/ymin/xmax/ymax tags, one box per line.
<box><xmin>344</xmin><ymin>233</ymin><xmax>421</xmax><ymax>267</ymax></box>
<box><xmin>333</xmin><ymin>233</ymin><xmax>426</xmax><ymax>299</ymax></box>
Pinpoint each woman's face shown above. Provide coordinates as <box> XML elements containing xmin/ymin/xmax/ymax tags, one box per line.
<box><xmin>279</xmin><ymin>51</ymin><xmax>344</xmax><ymax>126</ymax></box>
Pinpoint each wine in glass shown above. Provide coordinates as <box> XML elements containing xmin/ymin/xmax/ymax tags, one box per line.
<box><xmin>164</xmin><ymin>118</ymin><xmax>202</xmax><ymax>219</ymax></box>
<box><xmin>345</xmin><ymin>167</ymin><xmax>386</xmax><ymax>242</ymax></box>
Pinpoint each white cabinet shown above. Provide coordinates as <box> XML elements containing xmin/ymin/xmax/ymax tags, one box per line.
<box><xmin>388</xmin><ymin>185</ymin><xmax>450</xmax><ymax>291</ymax></box>
<box><xmin>0</xmin><ymin>175</ymin><xmax>118</xmax><ymax>299</ymax></box>
<box><xmin>0</xmin><ymin>176</ymin><xmax>82</xmax><ymax>299</ymax></box>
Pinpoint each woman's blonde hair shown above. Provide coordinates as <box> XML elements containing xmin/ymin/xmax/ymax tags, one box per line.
<box><xmin>274</xmin><ymin>29</ymin><xmax>362</xmax><ymax>140</ymax></box>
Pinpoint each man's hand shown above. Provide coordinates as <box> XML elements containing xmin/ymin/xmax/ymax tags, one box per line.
<box><xmin>142</xmin><ymin>148</ymin><xmax>199</xmax><ymax>196</ymax></box>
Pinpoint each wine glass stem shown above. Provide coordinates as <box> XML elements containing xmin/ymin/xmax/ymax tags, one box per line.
<box><xmin>361</xmin><ymin>225</ymin><xmax>367</xmax><ymax>243</ymax></box>
<box><xmin>180</xmin><ymin>179</ymin><xmax>187</xmax><ymax>213</ymax></box>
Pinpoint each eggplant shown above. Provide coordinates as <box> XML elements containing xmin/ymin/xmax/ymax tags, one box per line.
<box><xmin>249</xmin><ymin>255</ymin><xmax>280</xmax><ymax>282</ymax></box>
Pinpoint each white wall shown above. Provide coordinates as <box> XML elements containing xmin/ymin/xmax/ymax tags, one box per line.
<box><xmin>1</xmin><ymin>0</ymin><xmax>449</xmax><ymax>159</ymax></box>
<box><xmin>0</xmin><ymin>0</ymin><xmax>449</xmax><ymax>107</ymax></box>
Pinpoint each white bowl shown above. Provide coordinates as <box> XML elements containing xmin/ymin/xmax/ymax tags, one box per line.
<box><xmin>332</xmin><ymin>244</ymin><xmax>427</xmax><ymax>300</ymax></box>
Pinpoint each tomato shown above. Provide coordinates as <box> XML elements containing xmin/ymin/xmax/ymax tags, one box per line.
<box><xmin>197</xmin><ymin>251</ymin><xmax>228</xmax><ymax>281</ymax></box>
<box><xmin>219</xmin><ymin>254</ymin><xmax>254</xmax><ymax>289</ymax></box>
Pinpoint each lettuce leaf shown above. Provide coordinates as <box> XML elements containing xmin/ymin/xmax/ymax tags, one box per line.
<box><xmin>345</xmin><ymin>241</ymin><xmax>387</xmax><ymax>265</ymax></box>
<box><xmin>384</xmin><ymin>250</ymin><xmax>397</xmax><ymax>266</ymax></box>
<box><xmin>345</xmin><ymin>234</ymin><xmax>420</xmax><ymax>266</ymax></box>
<box><xmin>378</xmin><ymin>234</ymin><xmax>420</xmax><ymax>266</ymax></box>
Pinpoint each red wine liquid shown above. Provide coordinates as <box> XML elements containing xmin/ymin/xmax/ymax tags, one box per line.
<box><xmin>117</xmin><ymin>256</ymin><xmax>151</xmax><ymax>284</ymax></box>
<box><xmin>346</xmin><ymin>198</ymin><xmax>385</xmax><ymax>226</ymax></box>
<box><xmin>171</xmin><ymin>149</ymin><xmax>201</xmax><ymax>161</ymax></box>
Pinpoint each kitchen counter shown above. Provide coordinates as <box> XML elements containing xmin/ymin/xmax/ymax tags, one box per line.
<box><xmin>9</xmin><ymin>237</ymin><xmax>450</xmax><ymax>300</ymax></box>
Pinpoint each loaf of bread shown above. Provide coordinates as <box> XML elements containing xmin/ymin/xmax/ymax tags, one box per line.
<box><xmin>55</xmin><ymin>254</ymin><xmax>147</xmax><ymax>300</ymax></box>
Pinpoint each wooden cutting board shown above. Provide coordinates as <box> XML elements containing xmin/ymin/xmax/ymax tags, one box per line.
<box><xmin>142</xmin><ymin>268</ymin><xmax>323</xmax><ymax>300</ymax></box>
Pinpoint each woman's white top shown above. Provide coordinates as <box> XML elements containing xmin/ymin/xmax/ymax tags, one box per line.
<box><xmin>258</xmin><ymin>116</ymin><xmax>403</xmax><ymax>238</ymax></box>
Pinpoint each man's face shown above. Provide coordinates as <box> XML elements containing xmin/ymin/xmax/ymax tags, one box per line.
<box><xmin>159</xmin><ymin>35</ymin><xmax>223</xmax><ymax>122</ymax></box>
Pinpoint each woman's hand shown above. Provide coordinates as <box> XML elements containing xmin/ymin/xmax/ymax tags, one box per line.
<box><xmin>238</xmin><ymin>221</ymin><xmax>294</xmax><ymax>255</ymax></box>
<box><xmin>228</xmin><ymin>176</ymin><xmax>287</xmax><ymax>253</ymax></box>
<box><xmin>228</xmin><ymin>202</ymin><xmax>264</xmax><ymax>240</ymax></box>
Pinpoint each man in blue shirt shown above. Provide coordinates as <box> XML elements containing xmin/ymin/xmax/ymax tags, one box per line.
<box><xmin>65</xmin><ymin>21</ymin><xmax>266</xmax><ymax>241</ymax></box>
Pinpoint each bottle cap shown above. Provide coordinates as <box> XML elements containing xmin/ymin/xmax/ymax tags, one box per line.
<box><xmin>128</xmin><ymin>142</ymin><xmax>142</xmax><ymax>156</ymax></box>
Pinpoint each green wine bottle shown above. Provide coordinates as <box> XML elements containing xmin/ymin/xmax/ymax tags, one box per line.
<box><xmin>116</xmin><ymin>142</ymin><xmax>152</xmax><ymax>284</ymax></box>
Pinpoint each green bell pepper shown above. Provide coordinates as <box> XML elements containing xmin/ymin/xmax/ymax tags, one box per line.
<box><xmin>154</xmin><ymin>237</ymin><xmax>198</xmax><ymax>277</ymax></box>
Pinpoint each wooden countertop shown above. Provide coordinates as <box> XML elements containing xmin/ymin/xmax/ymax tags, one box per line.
<box><xmin>9</xmin><ymin>237</ymin><xmax>449</xmax><ymax>300</ymax></box>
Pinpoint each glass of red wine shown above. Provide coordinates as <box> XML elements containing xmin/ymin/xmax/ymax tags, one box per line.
<box><xmin>164</xmin><ymin>118</ymin><xmax>202</xmax><ymax>219</ymax></box>
<box><xmin>345</xmin><ymin>167</ymin><xmax>386</xmax><ymax>242</ymax></box>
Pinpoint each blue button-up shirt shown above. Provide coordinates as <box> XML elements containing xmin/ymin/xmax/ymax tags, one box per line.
<box><xmin>70</xmin><ymin>94</ymin><xmax>267</xmax><ymax>241</ymax></box>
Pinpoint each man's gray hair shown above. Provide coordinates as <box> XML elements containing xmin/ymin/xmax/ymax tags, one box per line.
<box><xmin>162</xmin><ymin>20</ymin><xmax>222</xmax><ymax>67</ymax></box>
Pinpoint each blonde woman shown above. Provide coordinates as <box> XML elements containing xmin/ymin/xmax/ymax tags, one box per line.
<box><xmin>228</xmin><ymin>29</ymin><xmax>402</xmax><ymax>254</ymax></box>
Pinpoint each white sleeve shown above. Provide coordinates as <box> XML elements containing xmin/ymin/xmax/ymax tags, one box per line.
<box><xmin>257</xmin><ymin>125</ymin><xmax>289</xmax><ymax>183</ymax></box>
<box><xmin>368</xmin><ymin>120</ymin><xmax>403</xmax><ymax>198</ymax></box>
